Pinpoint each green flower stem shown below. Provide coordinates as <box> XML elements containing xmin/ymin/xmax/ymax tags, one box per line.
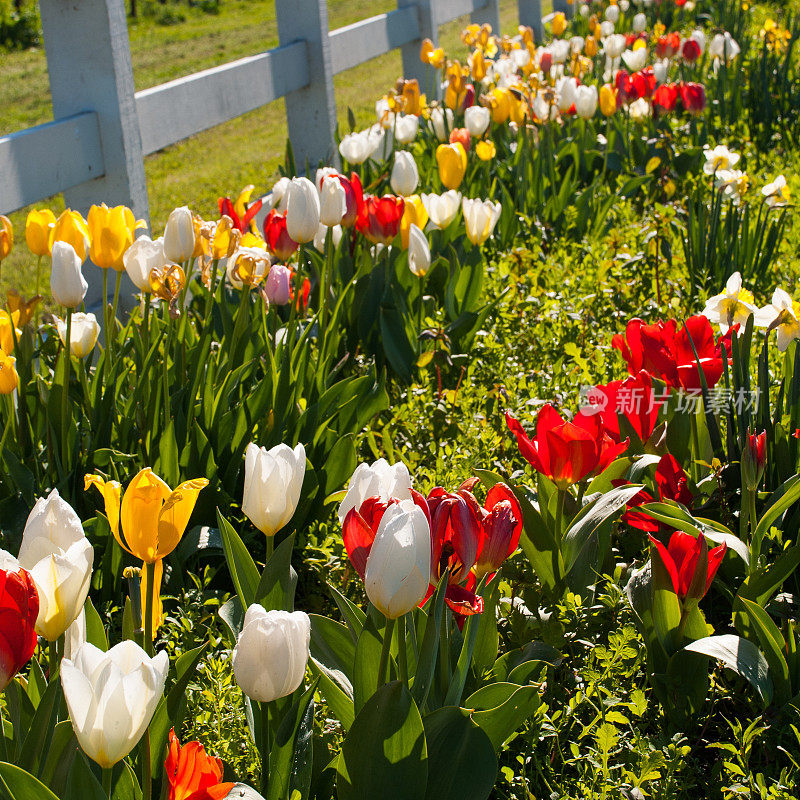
<box><xmin>397</xmin><ymin>614</ymin><xmax>408</xmax><ymax>686</ymax></box>
<box><xmin>102</xmin><ymin>768</ymin><xmax>113</xmax><ymax>797</ymax></box>
<box><xmin>141</xmin><ymin>560</ymin><xmax>156</xmax><ymax>800</ymax></box>
<box><xmin>60</xmin><ymin>308</ymin><xmax>72</xmax><ymax>473</ymax></box>
<box><xmin>378</xmin><ymin>617</ymin><xmax>396</xmax><ymax>691</ymax></box>
<box><xmin>258</xmin><ymin>701</ymin><xmax>272</xmax><ymax>795</ymax></box>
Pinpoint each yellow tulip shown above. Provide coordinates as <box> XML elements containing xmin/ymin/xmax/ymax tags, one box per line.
<box><xmin>518</xmin><ymin>25</ymin><xmax>534</xmax><ymax>48</ymax></box>
<box><xmin>437</xmin><ymin>142</ymin><xmax>468</xmax><ymax>191</ymax></box>
<box><xmin>420</xmin><ymin>38</ymin><xmax>445</xmax><ymax>69</ymax></box>
<box><xmin>0</xmin><ymin>216</ymin><xmax>12</xmax><ymax>262</ymax></box>
<box><xmin>88</xmin><ymin>203</ymin><xmax>142</xmax><ymax>271</ymax></box>
<box><xmin>234</xmin><ymin>185</ymin><xmax>255</xmax><ymax>221</ymax></box>
<box><xmin>400</xmin><ymin>195</ymin><xmax>428</xmax><ymax>249</ymax></box>
<box><xmin>470</xmin><ymin>49</ymin><xmax>487</xmax><ymax>82</ymax></box>
<box><xmin>476</xmin><ymin>140</ymin><xmax>496</xmax><ymax>161</ymax></box>
<box><xmin>192</xmin><ymin>213</ymin><xmax>209</xmax><ymax>259</ymax></box>
<box><xmin>50</xmin><ymin>209</ymin><xmax>90</xmax><ymax>262</ymax></box>
<box><xmin>508</xmin><ymin>93</ymin><xmax>527</xmax><ymax>126</ymax></box>
<box><xmin>25</xmin><ymin>209</ymin><xmax>56</xmax><ymax>257</ymax></box>
<box><xmin>0</xmin><ymin>310</ymin><xmax>21</xmax><ymax>355</ymax></box>
<box><xmin>599</xmin><ymin>84</ymin><xmax>618</xmax><ymax>117</ymax></box>
<box><xmin>211</xmin><ymin>215</ymin><xmax>240</xmax><ymax>260</ymax></box>
<box><xmin>0</xmin><ymin>349</ymin><xmax>17</xmax><ymax>395</ymax></box>
<box><xmin>552</xmin><ymin>12</ymin><xmax>567</xmax><ymax>37</ymax></box>
<box><xmin>241</xmin><ymin>232</ymin><xmax>268</xmax><ymax>249</ymax></box>
<box><xmin>585</xmin><ymin>36</ymin><xmax>598</xmax><ymax>57</ymax></box>
<box><xmin>85</xmin><ymin>468</ymin><xmax>208</xmax><ymax>564</ymax></box>
<box><xmin>488</xmin><ymin>88</ymin><xmax>512</xmax><ymax>124</ymax></box>
<box><xmin>7</xmin><ymin>291</ymin><xmax>40</xmax><ymax>327</ymax></box>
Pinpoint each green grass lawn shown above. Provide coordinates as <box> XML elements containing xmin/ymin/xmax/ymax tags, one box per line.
<box><xmin>0</xmin><ymin>0</ymin><xmax>540</xmax><ymax>298</ymax></box>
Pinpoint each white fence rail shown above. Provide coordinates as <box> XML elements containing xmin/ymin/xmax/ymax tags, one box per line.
<box><xmin>0</xmin><ymin>0</ymin><xmax>557</xmax><ymax>223</ymax></box>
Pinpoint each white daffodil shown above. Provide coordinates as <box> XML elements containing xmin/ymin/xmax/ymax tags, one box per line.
<box><xmin>702</xmin><ymin>271</ymin><xmax>758</xmax><ymax>335</ymax></box>
<box><xmin>703</xmin><ymin>145</ymin><xmax>741</xmax><ymax>175</ymax></box>
<box><xmin>762</xmin><ymin>175</ymin><xmax>790</xmax><ymax>208</ymax></box>
<box><xmin>754</xmin><ymin>288</ymin><xmax>800</xmax><ymax>351</ymax></box>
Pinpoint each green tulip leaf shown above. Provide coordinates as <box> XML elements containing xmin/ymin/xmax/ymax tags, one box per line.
<box><xmin>218</xmin><ymin>510</ymin><xmax>260</xmax><ymax>610</ymax></box>
<box><xmin>337</xmin><ymin>681</ymin><xmax>427</xmax><ymax>800</ymax></box>
<box><xmin>422</xmin><ymin>707</ymin><xmax>496</xmax><ymax>800</ymax></box>
<box><xmin>684</xmin><ymin>634</ymin><xmax>773</xmax><ymax>706</ymax></box>
<box><xmin>353</xmin><ymin>616</ymin><xmax>384</xmax><ymax>715</ymax></box>
<box><xmin>255</xmin><ymin>533</ymin><xmax>297</xmax><ymax>612</ymax></box>
<box><xmin>309</xmin><ymin>657</ymin><xmax>355</xmax><ymax>732</ymax></box>
<box><xmin>465</xmin><ymin>682</ymin><xmax>541</xmax><ymax>752</ymax></box>
<box><xmin>0</xmin><ymin>762</ymin><xmax>61</xmax><ymax>800</ymax></box>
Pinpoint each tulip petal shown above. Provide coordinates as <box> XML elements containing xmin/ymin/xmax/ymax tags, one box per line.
<box><xmin>157</xmin><ymin>478</ymin><xmax>208</xmax><ymax>559</ymax></box>
<box><xmin>85</xmin><ymin>475</ymin><xmax>128</xmax><ymax>555</ymax></box>
<box><xmin>121</xmin><ymin>469</ymin><xmax>172</xmax><ymax>563</ymax></box>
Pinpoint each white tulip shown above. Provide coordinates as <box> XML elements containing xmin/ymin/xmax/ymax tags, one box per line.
<box><xmin>269</xmin><ymin>176</ymin><xmax>292</xmax><ymax>214</ymax></box>
<box><xmin>242</xmin><ymin>442</ymin><xmax>306</xmax><ymax>537</ymax></box>
<box><xmin>622</xmin><ymin>47</ymin><xmax>648</xmax><ymax>72</ymax></box>
<box><xmin>462</xmin><ymin>197</ymin><xmax>502</xmax><ymax>246</ymax></box>
<box><xmin>605</xmin><ymin>5</ymin><xmax>620</xmax><ymax>23</ymax></box>
<box><xmin>313</xmin><ymin>223</ymin><xmax>342</xmax><ymax>253</ymax></box>
<box><xmin>319</xmin><ymin>176</ymin><xmax>347</xmax><ymax>227</ymax></box>
<box><xmin>339</xmin><ymin>130</ymin><xmax>378</xmax><ymax>164</ymax></box>
<box><xmin>407</xmin><ymin>224</ymin><xmax>430</xmax><ymax>277</ymax></box>
<box><xmin>551</xmin><ymin>39</ymin><xmax>571</xmax><ymax>64</ymax></box>
<box><xmin>226</xmin><ymin>246</ymin><xmax>270</xmax><ymax>289</ymax></box>
<box><xmin>364</xmin><ymin>500</ymin><xmax>431</xmax><ymax>619</ymax></box>
<box><xmin>376</xmin><ymin>97</ymin><xmax>395</xmax><ymax>129</ymax></box>
<box><xmin>709</xmin><ymin>32</ymin><xmax>740</xmax><ymax>62</ymax></box>
<box><xmin>61</xmin><ymin>641</ymin><xmax>168</xmax><ymax>768</ymax></box>
<box><xmin>557</xmin><ymin>77</ymin><xmax>579</xmax><ymax>112</ymax></box>
<box><xmin>570</xmin><ymin>36</ymin><xmax>585</xmax><ymax>55</ymax></box>
<box><xmin>123</xmin><ymin>235</ymin><xmax>166</xmax><ymax>292</ymax></box>
<box><xmin>653</xmin><ymin>59</ymin><xmax>669</xmax><ymax>84</ymax></box>
<box><xmin>574</xmin><ymin>85</ymin><xmax>599</xmax><ymax>118</ymax></box>
<box><xmin>286</xmin><ymin>177</ymin><xmax>321</xmax><ymax>244</ymax></box>
<box><xmin>620</xmin><ymin>0</ymin><xmax>630</xmax><ymax>10</ymax></box>
<box><xmin>232</xmin><ymin>605</ymin><xmax>310</xmax><ymax>702</ymax></box>
<box><xmin>338</xmin><ymin>458</ymin><xmax>413</xmax><ymax>523</ymax></box>
<box><xmin>390</xmin><ymin>151</ymin><xmax>419</xmax><ymax>198</ymax></box>
<box><xmin>632</xmin><ymin>13</ymin><xmax>646</xmax><ymax>33</ymax></box>
<box><xmin>18</xmin><ymin>489</ymin><xmax>94</xmax><ymax>641</ymax></box>
<box><xmin>55</xmin><ymin>312</ymin><xmax>100</xmax><ymax>358</ymax></box>
<box><xmin>464</xmin><ymin>105</ymin><xmax>491</xmax><ymax>138</ymax></box>
<box><xmin>162</xmin><ymin>206</ymin><xmax>195</xmax><ymax>263</ymax></box>
<box><xmin>394</xmin><ymin>114</ymin><xmax>419</xmax><ymax>144</ymax></box>
<box><xmin>629</xmin><ymin>98</ymin><xmax>651</xmax><ymax>120</ymax></box>
<box><xmin>600</xmin><ymin>21</ymin><xmax>616</xmax><ymax>38</ymax></box>
<box><xmin>315</xmin><ymin>167</ymin><xmax>339</xmax><ymax>193</ymax></box>
<box><xmin>64</xmin><ymin>609</ymin><xmax>86</xmax><ymax>661</ymax></box>
<box><xmin>691</xmin><ymin>29</ymin><xmax>707</xmax><ymax>55</ymax></box>
<box><xmin>604</xmin><ymin>33</ymin><xmax>627</xmax><ymax>59</ymax></box>
<box><xmin>421</xmin><ymin>191</ymin><xmax>462</xmax><ymax>229</ymax></box>
<box><xmin>510</xmin><ymin>48</ymin><xmax>531</xmax><ymax>69</ymax></box>
<box><xmin>429</xmin><ymin>107</ymin><xmax>454</xmax><ymax>142</ymax></box>
<box><xmin>50</xmin><ymin>241</ymin><xmax>88</xmax><ymax>309</ymax></box>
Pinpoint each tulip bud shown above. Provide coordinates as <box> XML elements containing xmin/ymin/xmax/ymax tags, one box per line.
<box><xmin>50</xmin><ymin>241</ymin><xmax>88</xmax><ymax>308</ymax></box>
<box><xmin>741</xmin><ymin>430</ymin><xmax>767</xmax><ymax>491</ymax></box>
<box><xmin>163</xmin><ymin>206</ymin><xmax>196</xmax><ymax>263</ymax></box>
<box><xmin>407</xmin><ymin>224</ymin><xmax>430</xmax><ymax>277</ymax></box>
<box><xmin>123</xmin><ymin>235</ymin><xmax>166</xmax><ymax>293</ymax></box>
<box><xmin>25</xmin><ymin>209</ymin><xmax>56</xmax><ymax>257</ymax></box>
<box><xmin>270</xmin><ymin>177</ymin><xmax>292</xmax><ymax>214</ymax></box>
<box><xmin>390</xmin><ymin>151</ymin><xmax>419</xmax><ymax>198</ymax></box>
<box><xmin>436</xmin><ymin>143</ymin><xmax>468</xmax><ymax>191</ymax></box>
<box><xmin>319</xmin><ymin>176</ymin><xmax>347</xmax><ymax>227</ymax></box>
<box><xmin>56</xmin><ymin>312</ymin><xmax>100</xmax><ymax>358</ymax></box>
<box><xmin>464</xmin><ymin>105</ymin><xmax>491</xmax><ymax>137</ymax></box>
<box><xmin>599</xmin><ymin>84</ymin><xmax>618</xmax><ymax>116</ymax></box>
<box><xmin>18</xmin><ymin>489</ymin><xmax>94</xmax><ymax>641</ymax></box>
<box><xmin>285</xmin><ymin>177</ymin><xmax>320</xmax><ymax>244</ymax></box>
<box><xmin>232</xmin><ymin>605</ymin><xmax>310</xmax><ymax>702</ymax></box>
<box><xmin>364</xmin><ymin>500</ymin><xmax>432</xmax><ymax>619</ymax></box>
<box><xmin>242</xmin><ymin>441</ymin><xmax>306</xmax><ymax>536</ymax></box>
<box><xmin>462</xmin><ymin>197</ymin><xmax>502</xmax><ymax>246</ymax></box>
<box><xmin>633</xmin><ymin>13</ymin><xmax>646</xmax><ymax>33</ymax></box>
<box><xmin>265</xmin><ymin>264</ymin><xmax>293</xmax><ymax>306</ymax></box>
<box><xmin>0</xmin><ymin>550</ymin><xmax>39</xmax><ymax>691</ymax></box>
<box><xmin>429</xmin><ymin>107</ymin><xmax>454</xmax><ymax>142</ymax></box>
<box><xmin>574</xmin><ymin>85</ymin><xmax>599</xmax><ymax>118</ymax></box>
<box><xmin>61</xmin><ymin>642</ymin><xmax>168</xmax><ymax>768</ymax></box>
<box><xmin>50</xmin><ymin>210</ymin><xmax>90</xmax><ymax>263</ymax></box>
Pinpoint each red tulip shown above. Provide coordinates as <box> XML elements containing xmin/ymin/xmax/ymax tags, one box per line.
<box><xmin>218</xmin><ymin>195</ymin><xmax>263</xmax><ymax>234</ymax></box>
<box><xmin>615</xmin><ymin>71</ymin><xmax>636</xmax><ymax>105</ymax></box>
<box><xmin>0</xmin><ymin>559</ymin><xmax>39</xmax><ymax>691</ymax></box>
<box><xmin>742</xmin><ymin>429</ymin><xmax>767</xmax><ymax>490</ymax></box>
<box><xmin>633</xmin><ymin>68</ymin><xmax>656</xmax><ymax>100</ymax></box>
<box><xmin>449</xmin><ymin>127</ymin><xmax>471</xmax><ymax>152</ymax></box>
<box><xmin>343</xmin><ymin>496</ymin><xmax>397</xmax><ymax>579</ymax></box>
<box><xmin>263</xmin><ymin>210</ymin><xmax>298</xmax><ymax>261</ymax></box>
<box><xmin>356</xmin><ymin>195</ymin><xmax>405</xmax><ymax>245</ymax></box>
<box><xmin>165</xmin><ymin>729</ymin><xmax>234</xmax><ymax>800</ymax></box>
<box><xmin>649</xmin><ymin>530</ymin><xmax>726</xmax><ymax>604</ymax></box>
<box><xmin>428</xmin><ymin>485</ymin><xmax>483</xmax><ymax>585</ymax></box>
<box><xmin>474</xmin><ymin>484</ymin><xmax>523</xmax><ymax>579</ymax></box>
<box><xmin>652</xmin><ymin>84</ymin><xmax>680</xmax><ymax>116</ymax></box>
<box><xmin>621</xmin><ymin>455</ymin><xmax>693</xmax><ymax>532</ymax></box>
<box><xmin>506</xmin><ymin>405</ymin><xmax>629</xmax><ymax>489</ymax></box>
<box><xmin>681</xmin><ymin>39</ymin><xmax>701</xmax><ymax>63</ymax></box>
<box><xmin>613</xmin><ymin>315</ymin><xmax>731</xmax><ymax>392</ymax></box>
<box><xmin>326</xmin><ymin>172</ymin><xmax>361</xmax><ymax>228</ymax></box>
<box><xmin>598</xmin><ymin>370</ymin><xmax>663</xmax><ymax>444</ymax></box>
<box><xmin>656</xmin><ymin>32</ymin><xmax>682</xmax><ymax>59</ymax></box>
<box><xmin>679</xmin><ymin>82</ymin><xmax>706</xmax><ymax>114</ymax></box>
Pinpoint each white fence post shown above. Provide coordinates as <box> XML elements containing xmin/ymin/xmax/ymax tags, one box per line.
<box><xmin>471</xmin><ymin>0</ymin><xmax>501</xmax><ymax>34</ymax></box>
<box><xmin>276</xmin><ymin>0</ymin><xmax>339</xmax><ymax>171</ymax></box>
<box><xmin>398</xmin><ymin>0</ymin><xmax>441</xmax><ymax>99</ymax></box>
<box><xmin>38</xmin><ymin>0</ymin><xmax>149</xmax><ymax>221</ymax></box>
<box><xmin>517</xmin><ymin>0</ymin><xmax>544</xmax><ymax>41</ymax></box>
<box><xmin>39</xmin><ymin>0</ymin><xmax>148</xmax><ymax>311</ymax></box>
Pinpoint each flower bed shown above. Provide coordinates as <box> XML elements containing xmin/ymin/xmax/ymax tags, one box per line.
<box><xmin>1</xmin><ymin>1</ymin><xmax>800</xmax><ymax>798</ymax></box>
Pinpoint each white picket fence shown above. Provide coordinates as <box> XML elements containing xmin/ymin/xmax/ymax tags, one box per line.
<box><xmin>0</xmin><ymin>0</ymin><xmax>574</xmax><ymax>223</ymax></box>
